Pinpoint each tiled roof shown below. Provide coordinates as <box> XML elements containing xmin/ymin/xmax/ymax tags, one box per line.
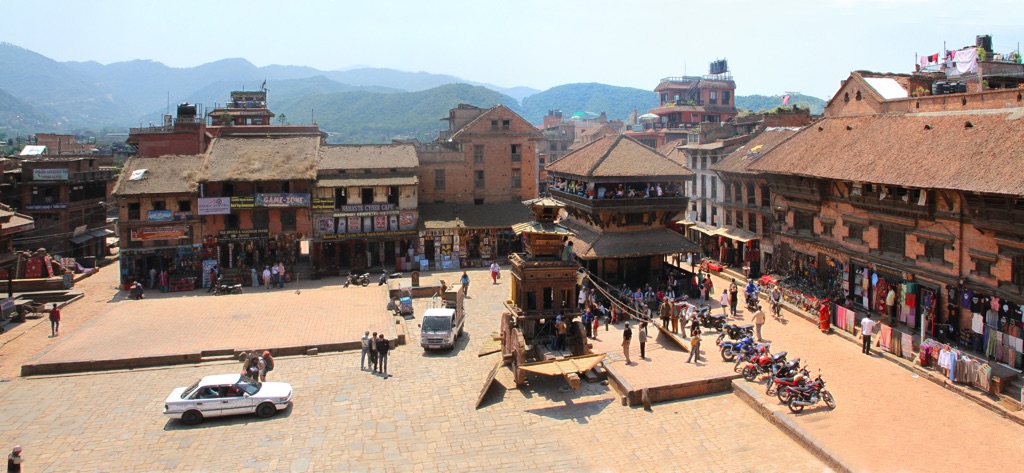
<box><xmin>112</xmin><ymin>155</ymin><xmax>205</xmax><ymax>196</ymax></box>
<box><xmin>711</xmin><ymin>128</ymin><xmax>800</xmax><ymax>175</ymax></box>
<box><xmin>748</xmin><ymin>109</ymin><xmax>1024</xmax><ymax>196</ymax></box>
<box><xmin>562</xmin><ymin>219</ymin><xmax>698</xmax><ymax>259</ymax></box>
<box><xmin>545</xmin><ymin>134</ymin><xmax>693</xmax><ymax>179</ymax></box>
<box><xmin>318</xmin><ymin>143</ymin><xmax>418</xmax><ymax>171</ymax></box>
<box><xmin>659</xmin><ymin>139</ymin><xmax>687</xmax><ymax>166</ymax></box>
<box><xmin>419</xmin><ymin>202</ymin><xmax>533</xmax><ymax>230</ymax></box>
<box><xmin>202</xmin><ymin>136</ymin><xmax>320</xmax><ymax>182</ymax></box>
<box><xmin>448</xmin><ymin>105</ymin><xmax>540</xmax><ymax>141</ymax></box>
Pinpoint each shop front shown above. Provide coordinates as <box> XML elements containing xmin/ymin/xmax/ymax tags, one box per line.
<box><xmin>418</xmin><ymin>227</ymin><xmax>521</xmax><ymax>270</ymax></box>
<box><xmin>208</xmin><ymin>229</ymin><xmax>301</xmax><ymax>286</ymax></box>
<box><xmin>714</xmin><ymin>226</ymin><xmax>761</xmax><ymax>277</ymax></box>
<box><xmin>120</xmin><ymin>224</ymin><xmax>200</xmax><ymax>291</ymax></box>
<box><xmin>312</xmin><ymin>208</ymin><xmax>419</xmax><ymax>272</ymax></box>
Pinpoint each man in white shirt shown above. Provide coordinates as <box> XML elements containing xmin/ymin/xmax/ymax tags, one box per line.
<box><xmin>861</xmin><ymin>316</ymin><xmax>879</xmax><ymax>355</ymax></box>
<box><xmin>262</xmin><ymin>266</ymin><xmax>271</xmax><ymax>290</ymax></box>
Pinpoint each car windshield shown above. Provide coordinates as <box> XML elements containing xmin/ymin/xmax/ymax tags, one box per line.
<box><xmin>181</xmin><ymin>380</ymin><xmax>201</xmax><ymax>399</ymax></box>
<box><xmin>421</xmin><ymin>316</ymin><xmax>450</xmax><ymax>332</ymax></box>
<box><xmin>237</xmin><ymin>379</ymin><xmax>262</xmax><ymax>395</ymax></box>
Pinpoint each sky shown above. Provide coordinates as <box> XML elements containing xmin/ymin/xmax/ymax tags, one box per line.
<box><xmin>2</xmin><ymin>0</ymin><xmax>1023</xmax><ymax>100</ymax></box>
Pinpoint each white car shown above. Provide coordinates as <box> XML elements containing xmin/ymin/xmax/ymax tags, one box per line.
<box><xmin>163</xmin><ymin>374</ymin><xmax>292</xmax><ymax>425</ymax></box>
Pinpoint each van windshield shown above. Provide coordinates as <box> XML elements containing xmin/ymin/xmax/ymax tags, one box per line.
<box><xmin>421</xmin><ymin>316</ymin><xmax>450</xmax><ymax>332</ymax></box>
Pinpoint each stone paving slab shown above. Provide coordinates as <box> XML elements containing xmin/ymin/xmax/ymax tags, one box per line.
<box><xmin>24</xmin><ymin>281</ymin><xmax>395</xmax><ymax>374</ymax></box>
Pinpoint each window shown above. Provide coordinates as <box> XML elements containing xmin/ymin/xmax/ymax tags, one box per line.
<box><xmin>335</xmin><ymin>188</ymin><xmax>348</xmax><ymax>206</ymax></box>
<box><xmin>361</xmin><ymin>188</ymin><xmax>374</xmax><ymax>205</ymax></box>
<box><xmin>252</xmin><ymin>209</ymin><xmax>269</xmax><ymax>229</ymax></box>
<box><xmin>821</xmin><ymin>222</ymin><xmax>833</xmax><ymax>237</ymax></box>
<box><xmin>710</xmin><ymin>176</ymin><xmax>717</xmax><ymax>199</ymax></box>
<box><xmin>924</xmin><ymin>241</ymin><xmax>945</xmax><ymax>260</ymax></box>
<box><xmin>474</xmin><ymin>170</ymin><xmax>485</xmax><ymax>189</ymax></box>
<box><xmin>151</xmin><ymin>201</ymin><xmax>166</xmax><ymax>211</ymax></box>
<box><xmin>538</xmin><ymin>157</ymin><xmax>546</xmax><ymax>165</ymax></box>
<box><xmin>550</xmin><ymin>143</ymin><xmax>557</xmax><ymax>151</ymax></box>
<box><xmin>502</xmin><ymin>120</ymin><xmax>511</xmax><ymax>130</ymax></box>
<box><xmin>974</xmin><ymin>259</ymin><xmax>993</xmax><ymax>277</ymax></box>
<box><xmin>709</xmin><ymin>90</ymin><xmax>718</xmax><ymax>105</ymax></box>
<box><xmin>734</xmin><ymin>184</ymin><xmax>742</xmax><ymax>202</ymax></box>
<box><xmin>177</xmin><ymin>201</ymin><xmax>192</xmax><ymax>212</ymax></box>
<box><xmin>281</xmin><ymin>209</ymin><xmax>297</xmax><ymax>231</ymax></box>
<box><xmin>511</xmin><ymin>144</ymin><xmax>521</xmax><ymax>163</ymax></box>
<box><xmin>625</xmin><ymin>213</ymin><xmax>645</xmax><ymax>225</ymax></box>
<box><xmin>700</xmin><ymin>175</ymin><xmax>706</xmax><ymax>197</ymax></box>
<box><xmin>222</xmin><ymin>183</ymin><xmax>235</xmax><ymax>197</ymax></box>
<box><xmin>511</xmin><ymin>169</ymin><xmax>521</xmax><ymax>189</ymax></box>
<box><xmin>878</xmin><ymin>227</ymin><xmax>906</xmax><ymax>256</ymax></box>
<box><xmin>561</xmin><ymin>144</ymin><xmax>567</xmax><ymax>151</ymax></box>
<box><xmin>225</xmin><ymin>214</ymin><xmax>240</xmax><ymax>230</ymax></box>
<box><xmin>761</xmin><ymin>186</ymin><xmax>770</xmax><ymax>207</ymax></box>
<box><xmin>1013</xmin><ymin>256</ymin><xmax>1024</xmax><ymax>286</ymax></box>
<box><xmin>691</xmin><ymin>156</ymin><xmax>697</xmax><ymax>169</ymax></box>
<box><xmin>701</xmin><ymin>155</ymin><xmax>707</xmax><ymax>169</ymax></box>
<box><xmin>847</xmin><ymin>223</ymin><xmax>864</xmax><ymax>242</ymax></box>
<box><xmin>490</xmin><ymin>120</ymin><xmax>498</xmax><ymax>130</ymax></box>
<box><xmin>722</xmin><ymin>91</ymin><xmax>730</xmax><ymax>105</ymax></box>
<box><xmin>735</xmin><ymin>211</ymin><xmax>744</xmax><ymax>228</ymax></box>
<box><xmin>128</xmin><ymin>203</ymin><xmax>140</xmax><ymax>220</ymax></box>
<box><xmin>434</xmin><ymin>170</ymin><xmax>445</xmax><ymax>191</ymax></box>
<box><xmin>725</xmin><ymin>210</ymin><xmax>732</xmax><ymax>226</ymax></box>
<box><xmin>474</xmin><ymin>145</ymin><xmax>484</xmax><ymax>164</ymax></box>
<box><xmin>748</xmin><ymin>212</ymin><xmax>757</xmax><ymax>233</ymax></box>
<box><xmin>474</xmin><ymin>198</ymin><xmax>484</xmax><ymax>205</ymax></box>
<box><xmin>793</xmin><ymin>212</ymin><xmax>813</xmax><ymax>232</ymax></box>
<box><xmin>387</xmin><ymin>186</ymin><xmax>399</xmax><ymax>205</ymax></box>
<box><xmin>724</xmin><ymin>183</ymin><xmax>732</xmax><ymax>202</ymax></box>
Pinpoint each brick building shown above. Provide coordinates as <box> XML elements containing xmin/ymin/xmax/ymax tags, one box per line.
<box><xmin>33</xmin><ymin>134</ymin><xmax>97</xmax><ymax>155</ymax></box>
<box><xmin>749</xmin><ymin>82</ymin><xmax>1024</xmax><ymax>356</ymax></box>
<box><xmin>546</xmin><ymin>134</ymin><xmax>697</xmax><ymax>286</ymax></box>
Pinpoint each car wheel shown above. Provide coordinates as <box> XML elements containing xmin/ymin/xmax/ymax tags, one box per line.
<box><xmin>181</xmin><ymin>410</ymin><xmax>203</xmax><ymax>425</ymax></box>
<box><xmin>256</xmin><ymin>402</ymin><xmax>277</xmax><ymax>419</ymax></box>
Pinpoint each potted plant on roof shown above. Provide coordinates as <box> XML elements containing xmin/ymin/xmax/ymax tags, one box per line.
<box><xmin>1010</xmin><ymin>50</ymin><xmax>1022</xmax><ymax>64</ymax></box>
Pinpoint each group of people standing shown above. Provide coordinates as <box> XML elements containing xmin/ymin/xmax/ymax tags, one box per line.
<box><xmin>241</xmin><ymin>349</ymin><xmax>275</xmax><ymax>382</ymax></box>
<box><xmin>360</xmin><ymin>331</ymin><xmax>391</xmax><ymax>378</ymax></box>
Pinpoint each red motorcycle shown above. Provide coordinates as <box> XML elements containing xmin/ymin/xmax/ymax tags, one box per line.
<box><xmin>767</xmin><ymin>365</ymin><xmax>809</xmax><ymax>403</ymax></box>
<box><xmin>781</xmin><ymin>372</ymin><xmax>835</xmax><ymax>413</ymax></box>
<box><xmin>741</xmin><ymin>351</ymin><xmax>788</xmax><ymax>382</ymax></box>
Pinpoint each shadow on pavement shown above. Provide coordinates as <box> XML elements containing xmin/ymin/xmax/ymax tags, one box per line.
<box><xmin>419</xmin><ymin>332</ymin><xmax>472</xmax><ymax>358</ymax></box>
<box><xmin>524</xmin><ymin>397</ymin><xmax>614</xmax><ymax>424</ymax></box>
<box><xmin>163</xmin><ymin>403</ymin><xmax>294</xmax><ymax>431</ymax></box>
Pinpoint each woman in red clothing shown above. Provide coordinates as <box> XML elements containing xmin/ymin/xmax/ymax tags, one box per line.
<box><xmin>818</xmin><ymin>299</ymin><xmax>832</xmax><ymax>333</ymax></box>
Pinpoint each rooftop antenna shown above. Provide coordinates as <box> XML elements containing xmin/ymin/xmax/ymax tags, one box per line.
<box><xmin>166</xmin><ymin>91</ymin><xmax>170</xmax><ymax>115</ymax></box>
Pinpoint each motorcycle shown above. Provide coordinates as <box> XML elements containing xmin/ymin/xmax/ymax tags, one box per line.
<box><xmin>716</xmin><ymin>323</ymin><xmax>755</xmax><ymax>345</ymax></box>
<box><xmin>696</xmin><ymin>308</ymin><xmax>727</xmax><ymax>332</ymax></box>
<box><xmin>768</xmin><ymin>366</ymin><xmax>810</xmax><ymax>403</ymax></box>
<box><xmin>733</xmin><ymin>341</ymin><xmax>771</xmax><ymax>372</ymax></box>
<box><xmin>741</xmin><ymin>351</ymin><xmax>788</xmax><ymax>382</ymax></box>
<box><xmin>719</xmin><ymin>336</ymin><xmax>757</xmax><ymax>362</ymax></box>
<box><xmin>745</xmin><ymin>292</ymin><xmax>760</xmax><ymax>312</ymax></box>
<box><xmin>765</xmin><ymin>358</ymin><xmax>804</xmax><ymax>395</ymax></box>
<box><xmin>212</xmin><ymin>277</ymin><xmax>243</xmax><ymax>296</ymax></box>
<box><xmin>344</xmin><ymin>272</ymin><xmax>370</xmax><ymax>288</ymax></box>
<box><xmin>770</xmin><ymin>298</ymin><xmax>784</xmax><ymax>320</ymax></box>
<box><xmin>783</xmin><ymin>372</ymin><xmax>836</xmax><ymax>413</ymax></box>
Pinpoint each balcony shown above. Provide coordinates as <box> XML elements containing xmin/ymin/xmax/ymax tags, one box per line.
<box><xmin>848</xmin><ymin>193</ymin><xmax>934</xmax><ymax>219</ymax></box>
<box><xmin>550</xmin><ymin>188</ymin><xmax>687</xmax><ymax>213</ymax></box>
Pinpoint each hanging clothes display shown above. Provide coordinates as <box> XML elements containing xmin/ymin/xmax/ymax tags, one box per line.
<box><xmin>901</xmin><ymin>333</ymin><xmax>914</xmax><ymax>359</ymax></box>
<box><xmin>879</xmin><ymin>324</ymin><xmax>892</xmax><ymax>350</ymax></box>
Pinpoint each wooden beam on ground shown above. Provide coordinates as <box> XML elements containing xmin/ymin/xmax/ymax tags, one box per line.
<box><xmin>654</xmin><ymin>322</ymin><xmax>689</xmax><ymax>352</ymax></box>
<box><xmin>475</xmin><ymin>358</ymin><xmax>504</xmax><ymax>410</ymax></box>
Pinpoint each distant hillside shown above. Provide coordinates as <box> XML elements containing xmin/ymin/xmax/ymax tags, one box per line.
<box><xmin>521</xmin><ymin>83</ymin><xmax>658</xmax><ymax>124</ymax></box>
<box><xmin>736</xmin><ymin>93</ymin><xmax>825</xmax><ymax>115</ymax></box>
<box><xmin>274</xmin><ymin>83</ymin><xmax>520</xmax><ymax>144</ymax></box>
<box><xmin>0</xmin><ymin>87</ymin><xmax>56</xmax><ymax>133</ymax></box>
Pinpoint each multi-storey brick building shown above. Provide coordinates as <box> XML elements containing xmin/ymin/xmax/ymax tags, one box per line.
<box><xmin>750</xmin><ymin>76</ymin><xmax>1024</xmax><ymax>357</ymax></box>
<box><xmin>413</xmin><ymin>104</ymin><xmax>539</xmax><ymax>269</ymax></box>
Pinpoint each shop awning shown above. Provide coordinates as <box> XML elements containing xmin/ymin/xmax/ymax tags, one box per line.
<box><xmin>88</xmin><ymin>228</ymin><xmax>115</xmax><ymax>238</ymax></box>
<box><xmin>715</xmin><ymin>226</ymin><xmax>758</xmax><ymax>243</ymax></box>
<box><xmin>674</xmin><ymin>218</ymin><xmax>696</xmax><ymax>226</ymax></box>
<box><xmin>689</xmin><ymin>223</ymin><xmax>719</xmax><ymax>236</ymax></box>
<box><xmin>317</xmin><ymin>175</ymin><xmax>418</xmax><ymax>188</ymax></box>
<box><xmin>69</xmin><ymin>233</ymin><xmax>94</xmax><ymax>244</ymax></box>
<box><xmin>1</xmin><ymin>214</ymin><xmax>35</xmax><ymax>236</ymax></box>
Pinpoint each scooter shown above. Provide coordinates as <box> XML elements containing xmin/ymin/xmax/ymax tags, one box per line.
<box><xmin>212</xmin><ymin>277</ymin><xmax>243</xmax><ymax>296</ymax></box>
<box><xmin>344</xmin><ymin>272</ymin><xmax>370</xmax><ymax>288</ymax></box>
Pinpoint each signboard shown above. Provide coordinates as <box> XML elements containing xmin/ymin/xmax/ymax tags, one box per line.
<box><xmin>217</xmin><ymin>228</ymin><xmax>269</xmax><ymax>241</ymax></box>
<box><xmin>147</xmin><ymin>210</ymin><xmax>173</xmax><ymax>222</ymax></box>
<box><xmin>322</xmin><ymin>230</ymin><xmax>418</xmax><ymax>240</ymax></box>
<box><xmin>312</xmin><ymin>198</ymin><xmax>335</xmax><ymax>210</ymax></box>
<box><xmin>336</xmin><ymin>217</ymin><xmax>346</xmax><ymax>234</ymax></box>
<box><xmin>399</xmin><ymin>211</ymin><xmax>415</xmax><ymax>230</ymax></box>
<box><xmin>347</xmin><ymin>217</ymin><xmax>361</xmax><ymax>234</ymax></box>
<box><xmin>24</xmin><ymin>203</ymin><xmax>68</xmax><ymax>211</ymax></box>
<box><xmin>255</xmin><ymin>193</ymin><xmax>311</xmax><ymax>207</ymax></box>
<box><xmin>32</xmin><ymin>168</ymin><xmax>69</xmax><ymax>181</ymax></box>
<box><xmin>173</xmin><ymin>211</ymin><xmax>193</xmax><ymax>221</ymax></box>
<box><xmin>230</xmin><ymin>196</ymin><xmax>255</xmax><ymax>210</ymax></box>
<box><xmin>374</xmin><ymin>215</ymin><xmax>388</xmax><ymax>231</ymax></box>
<box><xmin>317</xmin><ymin>217</ymin><xmax>335</xmax><ymax>234</ymax></box>
<box><xmin>198</xmin><ymin>197</ymin><xmax>231</xmax><ymax>215</ymax></box>
<box><xmin>339</xmin><ymin>203</ymin><xmax>396</xmax><ymax>213</ymax></box>
<box><xmin>131</xmin><ymin>226</ymin><xmax>188</xmax><ymax>241</ymax></box>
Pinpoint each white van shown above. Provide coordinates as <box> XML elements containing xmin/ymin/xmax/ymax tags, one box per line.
<box><xmin>420</xmin><ymin>307</ymin><xmax>465</xmax><ymax>350</ymax></box>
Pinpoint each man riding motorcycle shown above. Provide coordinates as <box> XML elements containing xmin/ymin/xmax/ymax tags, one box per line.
<box><xmin>769</xmin><ymin>285</ymin><xmax>783</xmax><ymax>319</ymax></box>
<box><xmin>744</xmin><ymin>280</ymin><xmax>759</xmax><ymax>310</ymax></box>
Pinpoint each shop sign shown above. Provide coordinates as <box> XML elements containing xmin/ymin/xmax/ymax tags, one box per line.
<box><xmin>317</xmin><ymin>217</ymin><xmax>335</xmax><ymax>234</ymax></box>
<box><xmin>130</xmin><ymin>226</ymin><xmax>188</xmax><ymax>241</ymax></box>
<box><xmin>255</xmin><ymin>193</ymin><xmax>311</xmax><ymax>207</ymax></box>
<box><xmin>217</xmin><ymin>228</ymin><xmax>269</xmax><ymax>241</ymax></box>
<box><xmin>322</xmin><ymin>230</ymin><xmax>417</xmax><ymax>240</ymax></box>
<box><xmin>173</xmin><ymin>211</ymin><xmax>193</xmax><ymax>221</ymax></box>
<box><xmin>312</xmin><ymin>198</ymin><xmax>335</xmax><ymax>210</ymax></box>
<box><xmin>347</xmin><ymin>217</ymin><xmax>361</xmax><ymax>234</ymax></box>
<box><xmin>24</xmin><ymin>203</ymin><xmax>67</xmax><ymax>210</ymax></box>
<box><xmin>230</xmin><ymin>196</ymin><xmax>255</xmax><ymax>210</ymax></box>
<box><xmin>198</xmin><ymin>197</ymin><xmax>232</xmax><ymax>215</ymax></box>
<box><xmin>399</xmin><ymin>211</ymin><xmax>416</xmax><ymax>230</ymax></box>
<box><xmin>374</xmin><ymin>215</ymin><xmax>388</xmax><ymax>231</ymax></box>
<box><xmin>339</xmin><ymin>203</ymin><xmax>395</xmax><ymax>213</ymax></box>
<box><xmin>32</xmin><ymin>168</ymin><xmax>68</xmax><ymax>181</ymax></box>
<box><xmin>336</xmin><ymin>210</ymin><xmax>399</xmax><ymax>217</ymax></box>
<box><xmin>147</xmin><ymin>210</ymin><xmax>173</xmax><ymax>222</ymax></box>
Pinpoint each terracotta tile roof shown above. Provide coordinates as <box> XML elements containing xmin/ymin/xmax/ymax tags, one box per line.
<box><xmin>658</xmin><ymin>139</ymin><xmax>687</xmax><ymax>166</ymax></box>
<box><xmin>711</xmin><ymin>128</ymin><xmax>801</xmax><ymax>175</ymax></box>
<box><xmin>202</xmin><ymin>135</ymin><xmax>320</xmax><ymax>182</ymax></box>
<box><xmin>112</xmin><ymin>155</ymin><xmax>205</xmax><ymax>196</ymax></box>
<box><xmin>318</xmin><ymin>143</ymin><xmax>418</xmax><ymax>171</ymax></box>
<box><xmin>562</xmin><ymin>219</ymin><xmax>698</xmax><ymax>259</ymax></box>
<box><xmin>545</xmin><ymin>134</ymin><xmax>693</xmax><ymax>179</ymax></box>
<box><xmin>419</xmin><ymin>202</ymin><xmax>533</xmax><ymax>230</ymax></box>
<box><xmin>448</xmin><ymin>105</ymin><xmax>541</xmax><ymax>141</ymax></box>
<box><xmin>748</xmin><ymin>109</ymin><xmax>1024</xmax><ymax>196</ymax></box>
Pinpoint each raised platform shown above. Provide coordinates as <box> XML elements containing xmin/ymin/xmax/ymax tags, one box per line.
<box><xmin>387</xmin><ymin>277</ymin><xmax>444</xmax><ymax>299</ymax></box>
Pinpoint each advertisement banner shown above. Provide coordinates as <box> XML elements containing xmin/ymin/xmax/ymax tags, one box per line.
<box><xmin>255</xmin><ymin>193</ymin><xmax>311</xmax><ymax>207</ymax></box>
<box><xmin>173</xmin><ymin>211</ymin><xmax>193</xmax><ymax>221</ymax></box>
<box><xmin>130</xmin><ymin>226</ymin><xmax>188</xmax><ymax>241</ymax></box>
<box><xmin>198</xmin><ymin>197</ymin><xmax>232</xmax><ymax>215</ymax></box>
<box><xmin>312</xmin><ymin>198</ymin><xmax>335</xmax><ymax>210</ymax></box>
<box><xmin>147</xmin><ymin>210</ymin><xmax>173</xmax><ymax>222</ymax></box>
<box><xmin>24</xmin><ymin>203</ymin><xmax>68</xmax><ymax>211</ymax></box>
<box><xmin>217</xmin><ymin>228</ymin><xmax>269</xmax><ymax>241</ymax></box>
<box><xmin>399</xmin><ymin>211</ymin><xmax>416</xmax><ymax>230</ymax></box>
<box><xmin>389</xmin><ymin>215</ymin><xmax>398</xmax><ymax>231</ymax></box>
<box><xmin>336</xmin><ymin>217</ymin><xmax>346</xmax><ymax>234</ymax></box>
<box><xmin>317</xmin><ymin>217</ymin><xmax>335</xmax><ymax>235</ymax></box>
<box><xmin>322</xmin><ymin>230</ymin><xmax>418</xmax><ymax>240</ymax></box>
<box><xmin>32</xmin><ymin>168</ymin><xmax>69</xmax><ymax>181</ymax></box>
<box><xmin>348</xmin><ymin>217</ymin><xmax>361</xmax><ymax>234</ymax></box>
<box><xmin>374</xmin><ymin>215</ymin><xmax>388</xmax><ymax>231</ymax></box>
<box><xmin>230</xmin><ymin>196</ymin><xmax>255</xmax><ymax>210</ymax></box>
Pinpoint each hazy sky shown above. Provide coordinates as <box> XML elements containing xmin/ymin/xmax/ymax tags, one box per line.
<box><xmin>3</xmin><ymin>0</ymin><xmax>1022</xmax><ymax>99</ymax></box>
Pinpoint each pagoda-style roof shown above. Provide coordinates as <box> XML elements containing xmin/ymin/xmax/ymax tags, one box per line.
<box><xmin>545</xmin><ymin>134</ymin><xmax>692</xmax><ymax>181</ymax></box>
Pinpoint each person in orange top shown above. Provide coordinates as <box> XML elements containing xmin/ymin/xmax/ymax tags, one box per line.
<box><xmin>49</xmin><ymin>303</ymin><xmax>61</xmax><ymax>336</ymax></box>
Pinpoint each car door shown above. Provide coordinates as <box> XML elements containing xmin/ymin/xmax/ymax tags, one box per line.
<box><xmin>189</xmin><ymin>386</ymin><xmax>225</xmax><ymax>417</ymax></box>
<box><xmin>218</xmin><ymin>383</ymin><xmax>255</xmax><ymax>415</ymax></box>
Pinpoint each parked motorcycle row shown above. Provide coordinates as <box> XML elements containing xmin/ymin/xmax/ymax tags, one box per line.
<box><xmin>710</xmin><ymin>310</ymin><xmax>836</xmax><ymax>414</ymax></box>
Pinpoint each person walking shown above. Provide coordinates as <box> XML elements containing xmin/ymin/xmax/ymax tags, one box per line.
<box><xmin>377</xmin><ymin>334</ymin><xmax>390</xmax><ymax>378</ymax></box>
<box><xmin>260</xmin><ymin>350</ymin><xmax>274</xmax><ymax>381</ymax></box>
<box><xmin>728</xmin><ymin>279</ymin><xmax>739</xmax><ymax>317</ymax></box>
<box><xmin>207</xmin><ymin>266</ymin><xmax>217</xmax><ymax>293</ymax></box>
<box><xmin>638</xmin><ymin>322</ymin><xmax>649</xmax><ymax>360</ymax></box>
<box><xmin>670</xmin><ymin>301</ymin><xmax>680</xmax><ymax>333</ymax></box>
<box><xmin>659</xmin><ymin>296</ymin><xmax>672</xmax><ymax>329</ymax></box>
<box><xmin>460</xmin><ymin>271</ymin><xmax>470</xmax><ymax>296</ymax></box>
<box><xmin>687</xmin><ymin>326</ymin><xmax>702</xmax><ymax>363</ymax></box>
<box><xmin>369</xmin><ymin>331</ymin><xmax>379</xmax><ymax>372</ymax></box>
<box><xmin>699</xmin><ymin>279</ymin><xmax>709</xmax><ymax>306</ymax></box>
<box><xmin>277</xmin><ymin>262</ymin><xmax>286</xmax><ymax>288</ymax></box>
<box><xmin>159</xmin><ymin>269</ymin><xmax>169</xmax><ymax>292</ymax></box>
<box><xmin>861</xmin><ymin>316</ymin><xmax>879</xmax><ymax>355</ymax></box>
<box><xmin>750</xmin><ymin>304</ymin><xmax>766</xmax><ymax>341</ymax></box>
<box><xmin>7</xmin><ymin>445</ymin><xmax>22</xmax><ymax>473</ymax></box>
<box><xmin>360</xmin><ymin>331</ymin><xmax>371</xmax><ymax>370</ymax></box>
<box><xmin>263</xmin><ymin>266</ymin><xmax>271</xmax><ymax>289</ymax></box>
<box><xmin>49</xmin><ymin>303</ymin><xmax>61</xmax><ymax>336</ymax></box>
<box><xmin>582</xmin><ymin>308</ymin><xmax>593</xmax><ymax>339</ymax></box>
<box><xmin>719</xmin><ymin>290</ymin><xmax>730</xmax><ymax>316</ymax></box>
<box><xmin>622</xmin><ymin>322</ymin><xmax>633</xmax><ymax>364</ymax></box>
<box><xmin>489</xmin><ymin>262</ymin><xmax>500</xmax><ymax>284</ymax></box>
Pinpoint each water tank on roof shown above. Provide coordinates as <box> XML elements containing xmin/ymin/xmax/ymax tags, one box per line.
<box><xmin>931</xmin><ymin>81</ymin><xmax>946</xmax><ymax>96</ymax></box>
<box><xmin>177</xmin><ymin>103</ymin><xmax>197</xmax><ymax>118</ymax></box>
<box><xmin>956</xmin><ymin>83</ymin><xmax>968</xmax><ymax>93</ymax></box>
<box><xmin>976</xmin><ymin>35</ymin><xmax>992</xmax><ymax>53</ymax></box>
